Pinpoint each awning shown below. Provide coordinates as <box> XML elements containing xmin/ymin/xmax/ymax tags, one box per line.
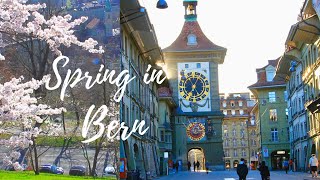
<box><xmin>274</xmin><ymin>49</ymin><xmax>301</xmax><ymax>81</ymax></box>
<box><xmin>307</xmin><ymin>97</ymin><xmax>320</xmax><ymax>114</ymax></box>
<box><xmin>120</xmin><ymin>0</ymin><xmax>163</xmax><ymax>64</ymax></box>
<box><xmin>287</xmin><ymin>15</ymin><xmax>320</xmax><ymax>44</ymax></box>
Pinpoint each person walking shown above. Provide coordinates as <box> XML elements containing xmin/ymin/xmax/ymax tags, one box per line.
<box><xmin>309</xmin><ymin>154</ymin><xmax>319</xmax><ymax>178</ymax></box>
<box><xmin>187</xmin><ymin>161</ymin><xmax>191</xmax><ymax>171</ymax></box>
<box><xmin>196</xmin><ymin>161</ymin><xmax>200</xmax><ymax>171</ymax></box>
<box><xmin>175</xmin><ymin>161</ymin><xmax>179</xmax><ymax>173</ymax></box>
<box><xmin>258</xmin><ymin>161</ymin><xmax>270</xmax><ymax>180</ymax></box>
<box><xmin>205</xmin><ymin>161</ymin><xmax>209</xmax><ymax>174</ymax></box>
<box><xmin>237</xmin><ymin>158</ymin><xmax>248</xmax><ymax>180</ymax></box>
<box><xmin>283</xmin><ymin>159</ymin><xmax>289</xmax><ymax>174</ymax></box>
<box><xmin>193</xmin><ymin>161</ymin><xmax>196</xmax><ymax>172</ymax></box>
<box><xmin>289</xmin><ymin>159</ymin><xmax>293</xmax><ymax>172</ymax></box>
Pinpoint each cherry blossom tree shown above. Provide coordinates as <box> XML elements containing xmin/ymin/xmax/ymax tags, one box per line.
<box><xmin>0</xmin><ymin>0</ymin><xmax>106</xmax><ymax>175</ymax></box>
<box><xmin>0</xmin><ymin>76</ymin><xmax>64</xmax><ymax>173</ymax></box>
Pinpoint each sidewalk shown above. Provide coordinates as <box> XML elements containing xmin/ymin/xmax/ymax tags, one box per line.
<box><xmin>156</xmin><ymin>170</ymin><xmax>319</xmax><ymax>180</ymax></box>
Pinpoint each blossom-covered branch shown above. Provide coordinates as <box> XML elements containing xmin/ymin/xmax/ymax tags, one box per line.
<box><xmin>0</xmin><ymin>0</ymin><xmax>104</xmax><ymax>60</ymax></box>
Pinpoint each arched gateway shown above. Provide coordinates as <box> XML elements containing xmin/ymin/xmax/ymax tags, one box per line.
<box><xmin>163</xmin><ymin>0</ymin><xmax>227</xmax><ymax>171</ymax></box>
<box><xmin>188</xmin><ymin>148</ymin><xmax>205</xmax><ymax>171</ymax></box>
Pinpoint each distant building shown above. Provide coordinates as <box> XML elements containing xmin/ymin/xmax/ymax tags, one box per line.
<box><xmin>248</xmin><ymin>59</ymin><xmax>290</xmax><ymax>170</ymax></box>
<box><xmin>220</xmin><ymin>93</ymin><xmax>258</xmax><ymax>169</ymax></box>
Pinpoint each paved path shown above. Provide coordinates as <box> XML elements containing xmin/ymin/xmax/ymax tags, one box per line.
<box><xmin>157</xmin><ymin>170</ymin><xmax>318</xmax><ymax>180</ymax></box>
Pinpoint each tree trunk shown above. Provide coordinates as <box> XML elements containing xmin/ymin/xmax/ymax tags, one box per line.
<box><xmin>90</xmin><ymin>140</ymin><xmax>101</xmax><ymax>176</ymax></box>
<box><xmin>32</xmin><ymin>138</ymin><xmax>40</xmax><ymax>175</ymax></box>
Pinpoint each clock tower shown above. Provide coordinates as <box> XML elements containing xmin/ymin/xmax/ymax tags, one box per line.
<box><xmin>163</xmin><ymin>0</ymin><xmax>227</xmax><ymax>170</ymax></box>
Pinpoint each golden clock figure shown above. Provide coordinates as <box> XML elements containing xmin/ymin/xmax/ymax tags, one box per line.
<box><xmin>179</xmin><ymin>71</ymin><xmax>210</xmax><ymax>102</ymax></box>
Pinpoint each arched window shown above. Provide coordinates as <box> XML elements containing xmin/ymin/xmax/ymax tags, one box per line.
<box><xmin>187</xmin><ymin>34</ymin><xmax>197</xmax><ymax>45</ymax></box>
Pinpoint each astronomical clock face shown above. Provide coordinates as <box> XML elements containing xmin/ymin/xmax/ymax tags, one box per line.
<box><xmin>178</xmin><ymin>62</ymin><xmax>211</xmax><ymax>112</ymax></box>
<box><xmin>186</xmin><ymin>122</ymin><xmax>206</xmax><ymax>141</ymax></box>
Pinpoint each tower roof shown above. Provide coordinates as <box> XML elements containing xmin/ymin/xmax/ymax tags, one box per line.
<box><xmin>163</xmin><ymin>21</ymin><xmax>226</xmax><ymax>52</ymax></box>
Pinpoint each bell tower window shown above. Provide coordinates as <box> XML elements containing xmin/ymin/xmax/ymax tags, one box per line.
<box><xmin>184</xmin><ymin>1</ymin><xmax>198</xmax><ymax>21</ymax></box>
<box><xmin>187</xmin><ymin>4</ymin><xmax>195</xmax><ymax>15</ymax></box>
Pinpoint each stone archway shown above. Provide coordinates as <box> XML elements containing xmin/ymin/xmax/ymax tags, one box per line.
<box><xmin>188</xmin><ymin>148</ymin><xmax>205</xmax><ymax>171</ymax></box>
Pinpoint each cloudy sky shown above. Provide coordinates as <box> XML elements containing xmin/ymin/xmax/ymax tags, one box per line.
<box><xmin>139</xmin><ymin>0</ymin><xmax>304</xmax><ymax>94</ymax></box>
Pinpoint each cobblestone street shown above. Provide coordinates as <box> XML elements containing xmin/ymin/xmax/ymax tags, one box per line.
<box><xmin>157</xmin><ymin>170</ymin><xmax>317</xmax><ymax>180</ymax></box>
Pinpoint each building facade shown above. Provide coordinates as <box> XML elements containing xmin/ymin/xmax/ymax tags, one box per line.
<box><xmin>275</xmin><ymin>0</ymin><xmax>320</xmax><ymax>171</ymax></box>
<box><xmin>163</xmin><ymin>0</ymin><xmax>227</xmax><ymax>171</ymax></box>
<box><xmin>248</xmin><ymin>59</ymin><xmax>290</xmax><ymax>170</ymax></box>
<box><xmin>157</xmin><ymin>86</ymin><xmax>177</xmax><ymax>175</ymax></box>
<box><xmin>220</xmin><ymin>93</ymin><xmax>258</xmax><ymax>169</ymax></box>
<box><xmin>120</xmin><ymin>0</ymin><xmax>164</xmax><ymax>179</ymax></box>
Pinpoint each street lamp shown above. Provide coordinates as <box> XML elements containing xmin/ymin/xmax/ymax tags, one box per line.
<box><xmin>157</xmin><ymin>0</ymin><xmax>168</xmax><ymax>9</ymax></box>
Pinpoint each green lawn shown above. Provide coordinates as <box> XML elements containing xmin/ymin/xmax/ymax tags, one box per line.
<box><xmin>0</xmin><ymin>171</ymin><xmax>116</xmax><ymax>180</ymax></box>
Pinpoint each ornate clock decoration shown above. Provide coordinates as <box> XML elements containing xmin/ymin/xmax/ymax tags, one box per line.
<box><xmin>186</xmin><ymin>122</ymin><xmax>206</xmax><ymax>141</ymax></box>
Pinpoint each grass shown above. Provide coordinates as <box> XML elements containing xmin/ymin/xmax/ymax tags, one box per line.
<box><xmin>0</xmin><ymin>171</ymin><xmax>116</xmax><ymax>180</ymax></box>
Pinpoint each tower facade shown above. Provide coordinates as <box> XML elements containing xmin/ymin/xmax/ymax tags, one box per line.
<box><xmin>163</xmin><ymin>0</ymin><xmax>227</xmax><ymax>170</ymax></box>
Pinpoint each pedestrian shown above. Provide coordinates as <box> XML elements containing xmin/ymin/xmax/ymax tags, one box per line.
<box><xmin>289</xmin><ymin>159</ymin><xmax>293</xmax><ymax>172</ymax></box>
<box><xmin>237</xmin><ymin>158</ymin><xmax>248</xmax><ymax>180</ymax></box>
<box><xmin>175</xmin><ymin>161</ymin><xmax>179</xmax><ymax>173</ymax></box>
<box><xmin>309</xmin><ymin>154</ymin><xmax>318</xmax><ymax>178</ymax></box>
<box><xmin>188</xmin><ymin>161</ymin><xmax>191</xmax><ymax>171</ymax></box>
<box><xmin>258</xmin><ymin>161</ymin><xmax>270</xmax><ymax>180</ymax></box>
<box><xmin>196</xmin><ymin>161</ymin><xmax>200</xmax><ymax>171</ymax></box>
<box><xmin>283</xmin><ymin>159</ymin><xmax>289</xmax><ymax>174</ymax></box>
<box><xmin>205</xmin><ymin>161</ymin><xmax>209</xmax><ymax>174</ymax></box>
<box><xmin>193</xmin><ymin>161</ymin><xmax>196</xmax><ymax>172</ymax></box>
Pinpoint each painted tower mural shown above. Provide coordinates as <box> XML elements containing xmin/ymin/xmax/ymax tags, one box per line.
<box><xmin>163</xmin><ymin>0</ymin><xmax>227</xmax><ymax>170</ymax></box>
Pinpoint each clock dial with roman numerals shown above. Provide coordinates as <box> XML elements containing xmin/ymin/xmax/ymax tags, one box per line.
<box><xmin>179</xmin><ymin>71</ymin><xmax>210</xmax><ymax>102</ymax></box>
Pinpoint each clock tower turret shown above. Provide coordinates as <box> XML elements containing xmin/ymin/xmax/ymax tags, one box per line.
<box><xmin>163</xmin><ymin>0</ymin><xmax>227</xmax><ymax>171</ymax></box>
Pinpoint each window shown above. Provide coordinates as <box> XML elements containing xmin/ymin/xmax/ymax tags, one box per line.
<box><xmin>233</xmin><ymin>129</ymin><xmax>237</xmax><ymax>136</ymax></box>
<box><xmin>160</xmin><ymin>131</ymin><xmax>165</xmax><ymax>142</ymax></box>
<box><xmin>241</xmin><ymin>139</ymin><xmax>245</xmax><ymax>146</ymax></box>
<box><xmin>233</xmin><ymin>139</ymin><xmax>237</xmax><ymax>147</ymax></box>
<box><xmin>224</xmin><ymin>140</ymin><xmax>229</xmax><ymax>147</ymax></box>
<box><xmin>231</xmin><ymin>102</ymin><xmax>235</xmax><ymax>107</ymax></box>
<box><xmin>185</xmin><ymin>64</ymin><xmax>189</xmax><ymax>68</ymax></box>
<box><xmin>269</xmin><ymin>109</ymin><xmax>277</xmax><ymax>121</ymax></box>
<box><xmin>239</xmin><ymin>101</ymin><xmax>243</xmax><ymax>107</ymax></box>
<box><xmin>251</xmin><ymin>139</ymin><xmax>256</xmax><ymax>146</ymax></box>
<box><xmin>284</xmin><ymin>91</ymin><xmax>288</xmax><ymax>102</ymax></box>
<box><xmin>187</xmin><ymin>34</ymin><xmax>197</xmax><ymax>45</ymax></box>
<box><xmin>234</xmin><ymin>149</ymin><xmax>238</xmax><ymax>157</ymax></box>
<box><xmin>223</xmin><ymin>110</ymin><xmax>227</xmax><ymax>115</ymax></box>
<box><xmin>196</xmin><ymin>63</ymin><xmax>201</xmax><ymax>68</ymax></box>
<box><xmin>242</xmin><ymin>149</ymin><xmax>246</xmax><ymax>157</ymax></box>
<box><xmin>271</xmin><ymin>128</ymin><xmax>278</xmax><ymax>142</ymax></box>
<box><xmin>231</xmin><ymin>110</ymin><xmax>236</xmax><ymax>115</ymax></box>
<box><xmin>224</xmin><ymin>130</ymin><xmax>229</xmax><ymax>137</ymax></box>
<box><xmin>240</xmin><ymin>110</ymin><xmax>244</xmax><ymax>115</ymax></box>
<box><xmin>225</xmin><ymin>150</ymin><xmax>229</xmax><ymax>157</ymax></box>
<box><xmin>266</xmin><ymin>70</ymin><xmax>275</xmax><ymax>82</ymax></box>
<box><xmin>223</xmin><ymin>101</ymin><xmax>227</xmax><ymax>107</ymax></box>
<box><xmin>269</xmin><ymin>92</ymin><xmax>276</xmax><ymax>102</ymax></box>
<box><xmin>240</xmin><ymin>129</ymin><xmax>245</xmax><ymax>138</ymax></box>
<box><xmin>251</xmin><ymin>150</ymin><xmax>256</xmax><ymax>157</ymax></box>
